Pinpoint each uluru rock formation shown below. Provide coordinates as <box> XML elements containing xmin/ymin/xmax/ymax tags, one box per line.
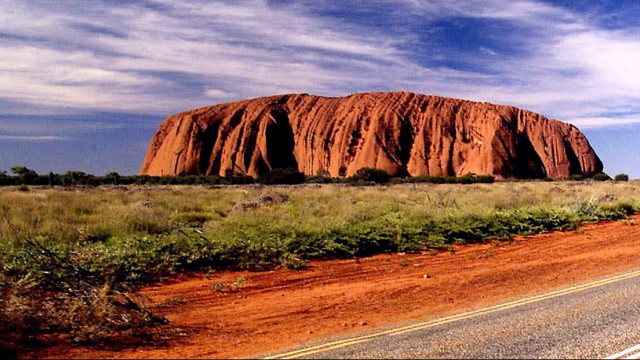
<box><xmin>141</xmin><ymin>92</ymin><xmax>603</xmax><ymax>179</ymax></box>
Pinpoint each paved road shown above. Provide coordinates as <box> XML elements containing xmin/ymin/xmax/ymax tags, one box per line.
<box><xmin>264</xmin><ymin>270</ymin><xmax>640</xmax><ymax>359</ymax></box>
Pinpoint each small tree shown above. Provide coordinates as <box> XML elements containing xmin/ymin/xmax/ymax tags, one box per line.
<box><xmin>10</xmin><ymin>166</ymin><xmax>38</xmax><ymax>184</ymax></box>
<box><xmin>350</xmin><ymin>167</ymin><xmax>391</xmax><ymax>184</ymax></box>
<box><xmin>568</xmin><ymin>174</ymin><xmax>586</xmax><ymax>181</ymax></box>
<box><xmin>306</xmin><ymin>169</ymin><xmax>332</xmax><ymax>184</ymax></box>
<box><xmin>63</xmin><ymin>171</ymin><xmax>88</xmax><ymax>186</ymax></box>
<box><xmin>258</xmin><ymin>168</ymin><xmax>305</xmax><ymax>185</ymax></box>
<box><xmin>0</xmin><ymin>171</ymin><xmax>12</xmax><ymax>186</ymax></box>
<box><xmin>105</xmin><ymin>172</ymin><xmax>121</xmax><ymax>185</ymax></box>
<box><xmin>48</xmin><ymin>172</ymin><xmax>57</xmax><ymax>187</ymax></box>
<box><xmin>457</xmin><ymin>174</ymin><xmax>477</xmax><ymax>184</ymax></box>
<box><xmin>592</xmin><ymin>173</ymin><xmax>611</xmax><ymax>181</ymax></box>
<box><xmin>614</xmin><ymin>173</ymin><xmax>629</xmax><ymax>182</ymax></box>
<box><xmin>476</xmin><ymin>175</ymin><xmax>496</xmax><ymax>183</ymax></box>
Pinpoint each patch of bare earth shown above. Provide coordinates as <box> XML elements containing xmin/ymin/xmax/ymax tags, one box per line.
<box><xmin>30</xmin><ymin>216</ymin><xmax>640</xmax><ymax>359</ymax></box>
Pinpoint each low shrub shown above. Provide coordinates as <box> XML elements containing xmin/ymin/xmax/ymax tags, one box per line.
<box><xmin>85</xmin><ymin>228</ymin><xmax>112</xmax><ymax>243</ymax></box>
<box><xmin>592</xmin><ymin>173</ymin><xmax>611</xmax><ymax>181</ymax></box>
<box><xmin>0</xmin><ymin>238</ymin><xmax>169</xmax><ymax>354</ymax></box>
<box><xmin>349</xmin><ymin>168</ymin><xmax>392</xmax><ymax>184</ymax></box>
<box><xmin>125</xmin><ymin>216</ymin><xmax>170</xmax><ymax>234</ymax></box>
<box><xmin>255</xmin><ymin>193</ymin><xmax>289</xmax><ymax>205</ymax></box>
<box><xmin>258</xmin><ymin>168</ymin><xmax>305</xmax><ymax>185</ymax></box>
<box><xmin>173</xmin><ymin>213</ymin><xmax>211</xmax><ymax>226</ymax></box>
<box><xmin>412</xmin><ymin>176</ymin><xmax>446</xmax><ymax>184</ymax></box>
<box><xmin>614</xmin><ymin>173</ymin><xmax>629</xmax><ymax>182</ymax></box>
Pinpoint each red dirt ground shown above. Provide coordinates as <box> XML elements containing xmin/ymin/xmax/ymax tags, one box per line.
<box><xmin>31</xmin><ymin>216</ymin><xmax>640</xmax><ymax>359</ymax></box>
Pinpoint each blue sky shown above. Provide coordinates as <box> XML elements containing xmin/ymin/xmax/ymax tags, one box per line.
<box><xmin>1</xmin><ymin>0</ymin><xmax>639</xmax><ymax>177</ymax></box>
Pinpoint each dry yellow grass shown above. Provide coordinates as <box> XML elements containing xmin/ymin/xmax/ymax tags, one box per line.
<box><xmin>1</xmin><ymin>180</ymin><xmax>637</xmax><ymax>352</ymax></box>
<box><xmin>1</xmin><ymin>181</ymin><xmax>638</xmax><ymax>245</ymax></box>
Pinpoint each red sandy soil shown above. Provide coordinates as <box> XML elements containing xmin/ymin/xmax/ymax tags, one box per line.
<box><xmin>32</xmin><ymin>216</ymin><xmax>640</xmax><ymax>359</ymax></box>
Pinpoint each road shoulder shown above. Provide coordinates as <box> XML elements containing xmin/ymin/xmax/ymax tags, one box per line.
<box><xmin>33</xmin><ymin>215</ymin><xmax>640</xmax><ymax>359</ymax></box>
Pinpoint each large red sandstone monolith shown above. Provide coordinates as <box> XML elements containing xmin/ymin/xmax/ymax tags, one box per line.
<box><xmin>141</xmin><ymin>92</ymin><xmax>602</xmax><ymax>179</ymax></box>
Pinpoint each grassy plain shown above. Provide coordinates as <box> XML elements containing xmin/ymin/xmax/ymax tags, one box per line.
<box><xmin>1</xmin><ymin>180</ymin><xmax>638</xmax><ymax>352</ymax></box>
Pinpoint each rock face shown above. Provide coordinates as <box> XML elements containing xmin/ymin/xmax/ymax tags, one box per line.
<box><xmin>141</xmin><ymin>92</ymin><xmax>603</xmax><ymax>179</ymax></box>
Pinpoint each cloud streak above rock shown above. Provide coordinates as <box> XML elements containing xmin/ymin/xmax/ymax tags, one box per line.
<box><xmin>1</xmin><ymin>0</ymin><xmax>640</xmax><ymax>130</ymax></box>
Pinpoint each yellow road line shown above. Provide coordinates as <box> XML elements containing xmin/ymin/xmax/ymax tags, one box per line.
<box><xmin>606</xmin><ymin>344</ymin><xmax>640</xmax><ymax>359</ymax></box>
<box><xmin>264</xmin><ymin>269</ymin><xmax>640</xmax><ymax>359</ymax></box>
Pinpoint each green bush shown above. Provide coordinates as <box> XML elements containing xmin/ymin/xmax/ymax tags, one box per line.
<box><xmin>305</xmin><ymin>170</ymin><xmax>333</xmax><ymax>184</ymax></box>
<box><xmin>258</xmin><ymin>168</ymin><xmax>305</xmax><ymax>185</ymax></box>
<box><xmin>173</xmin><ymin>212</ymin><xmax>212</xmax><ymax>226</ymax></box>
<box><xmin>11</xmin><ymin>166</ymin><xmax>38</xmax><ymax>185</ymax></box>
<box><xmin>568</xmin><ymin>174</ymin><xmax>586</xmax><ymax>181</ymax></box>
<box><xmin>349</xmin><ymin>168</ymin><xmax>391</xmax><ymax>184</ymax></box>
<box><xmin>476</xmin><ymin>175</ymin><xmax>496</xmax><ymax>183</ymax></box>
<box><xmin>592</xmin><ymin>173</ymin><xmax>611</xmax><ymax>181</ymax></box>
<box><xmin>412</xmin><ymin>176</ymin><xmax>446</xmax><ymax>184</ymax></box>
<box><xmin>0</xmin><ymin>238</ymin><xmax>169</xmax><ymax>354</ymax></box>
<box><xmin>125</xmin><ymin>216</ymin><xmax>170</xmax><ymax>234</ymax></box>
<box><xmin>86</xmin><ymin>228</ymin><xmax>112</xmax><ymax>243</ymax></box>
<box><xmin>0</xmin><ymin>171</ymin><xmax>15</xmax><ymax>186</ymax></box>
<box><xmin>614</xmin><ymin>173</ymin><xmax>629</xmax><ymax>182</ymax></box>
<box><xmin>455</xmin><ymin>174</ymin><xmax>495</xmax><ymax>184</ymax></box>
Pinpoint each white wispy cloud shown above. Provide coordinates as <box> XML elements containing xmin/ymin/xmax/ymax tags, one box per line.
<box><xmin>567</xmin><ymin>116</ymin><xmax>640</xmax><ymax>129</ymax></box>
<box><xmin>0</xmin><ymin>135</ymin><xmax>68</xmax><ymax>141</ymax></box>
<box><xmin>0</xmin><ymin>119</ymin><xmax>124</xmax><ymax>135</ymax></box>
<box><xmin>392</xmin><ymin>0</ymin><xmax>640</xmax><ymax>128</ymax></box>
<box><xmin>0</xmin><ymin>0</ymin><xmax>413</xmax><ymax>114</ymax></box>
<box><xmin>0</xmin><ymin>117</ymin><xmax>130</xmax><ymax>144</ymax></box>
<box><xmin>0</xmin><ymin>0</ymin><xmax>639</xmax><ymax>131</ymax></box>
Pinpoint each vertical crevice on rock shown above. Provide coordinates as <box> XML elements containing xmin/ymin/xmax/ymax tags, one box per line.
<box><xmin>255</xmin><ymin>155</ymin><xmax>269</xmax><ymax>175</ymax></box>
<box><xmin>398</xmin><ymin>116</ymin><xmax>414</xmax><ymax>169</ymax></box>
<box><xmin>228</xmin><ymin>108</ymin><xmax>245</xmax><ymax>129</ymax></box>
<box><xmin>265</xmin><ymin>108</ymin><xmax>298</xmax><ymax>170</ymax></box>
<box><xmin>563</xmin><ymin>138</ymin><xmax>583</xmax><ymax>175</ymax></box>
<box><xmin>174</xmin><ymin>149</ymin><xmax>184</xmax><ymax>175</ymax></box>
<box><xmin>446</xmin><ymin>140</ymin><xmax>456</xmax><ymax>175</ymax></box>
<box><xmin>513</xmin><ymin>133</ymin><xmax>547</xmax><ymax>179</ymax></box>
<box><xmin>243</xmin><ymin>120</ymin><xmax>261</xmax><ymax>171</ymax></box>
<box><xmin>198</xmin><ymin>123</ymin><xmax>220</xmax><ymax>175</ymax></box>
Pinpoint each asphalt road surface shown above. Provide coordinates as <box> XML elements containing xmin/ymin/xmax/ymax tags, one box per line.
<box><xmin>264</xmin><ymin>269</ymin><xmax>640</xmax><ymax>359</ymax></box>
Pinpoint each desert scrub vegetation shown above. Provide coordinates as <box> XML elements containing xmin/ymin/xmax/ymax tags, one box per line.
<box><xmin>1</xmin><ymin>166</ymin><xmax>498</xmax><ymax>186</ymax></box>
<box><xmin>0</xmin><ymin>180</ymin><xmax>639</xmax><ymax>353</ymax></box>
